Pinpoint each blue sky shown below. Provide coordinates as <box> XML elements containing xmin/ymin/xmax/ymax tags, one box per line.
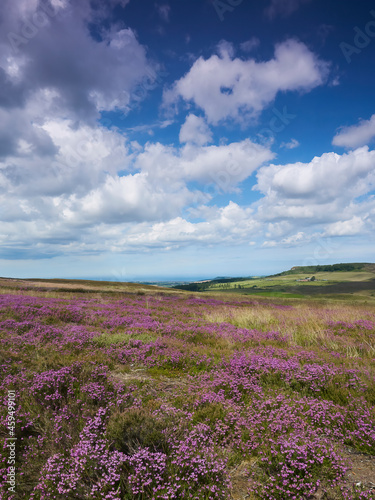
<box><xmin>1</xmin><ymin>0</ymin><xmax>375</xmax><ymax>280</ymax></box>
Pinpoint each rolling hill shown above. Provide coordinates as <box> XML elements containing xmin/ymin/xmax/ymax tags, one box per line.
<box><xmin>173</xmin><ymin>263</ymin><xmax>375</xmax><ymax>298</ymax></box>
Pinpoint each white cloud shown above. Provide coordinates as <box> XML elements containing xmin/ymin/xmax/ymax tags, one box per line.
<box><xmin>332</xmin><ymin>114</ymin><xmax>375</xmax><ymax>148</ymax></box>
<box><xmin>255</xmin><ymin>147</ymin><xmax>375</xmax><ymax>209</ymax></box>
<box><xmin>135</xmin><ymin>139</ymin><xmax>274</xmax><ymax>189</ymax></box>
<box><xmin>0</xmin><ymin>118</ymin><xmax>131</xmax><ymax>199</ymax></box>
<box><xmin>0</xmin><ymin>0</ymin><xmax>156</xmax><ymax>122</ymax></box>
<box><xmin>0</xmin><ymin>0</ymin><xmax>183</xmax><ymax>257</ymax></box>
<box><xmin>0</xmin><ymin>111</ymin><xmax>273</xmax><ymax>254</ymax></box>
<box><xmin>251</xmin><ymin>147</ymin><xmax>375</xmax><ymax>245</ymax></box>
<box><xmin>280</xmin><ymin>138</ymin><xmax>300</xmax><ymax>149</ymax></box>
<box><xmin>0</xmin><ymin>106</ymin><xmax>57</xmax><ymax>160</ymax></box>
<box><xmin>280</xmin><ymin>231</ymin><xmax>306</xmax><ymax>244</ymax></box>
<box><xmin>324</xmin><ymin>216</ymin><xmax>365</xmax><ymax>236</ymax></box>
<box><xmin>163</xmin><ymin>39</ymin><xmax>329</xmax><ymax>124</ymax></box>
<box><xmin>217</xmin><ymin>40</ymin><xmax>235</xmax><ymax>59</ymax></box>
<box><xmin>0</xmin><ymin>0</ymin><xmax>161</xmax><ymax>207</ymax></box>
<box><xmin>71</xmin><ymin>173</ymin><xmax>195</xmax><ymax>225</ymax></box>
<box><xmin>0</xmin><ymin>0</ymin><xmax>371</xmax><ymax>263</ymax></box>
<box><xmin>116</xmin><ymin>202</ymin><xmax>260</xmax><ymax>250</ymax></box>
<box><xmin>0</xmin><ymin>200</ymin><xmax>261</xmax><ymax>257</ymax></box>
<box><xmin>1</xmin><ymin>142</ymin><xmax>374</xmax><ymax>258</ymax></box>
<box><xmin>261</xmin><ymin>240</ymin><xmax>277</xmax><ymax>248</ymax></box>
<box><xmin>113</xmin><ymin>143</ymin><xmax>373</xmax><ymax>250</ymax></box>
<box><xmin>262</xmin><ymin>231</ymin><xmax>311</xmax><ymax>248</ymax></box>
<box><xmin>179</xmin><ymin>114</ymin><xmax>213</xmax><ymax>146</ymax></box>
<box><xmin>265</xmin><ymin>221</ymin><xmax>293</xmax><ymax>238</ymax></box>
<box><xmin>3</xmin><ymin>134</ymin><xmax>374</xmax><ymax>256</ymax></box>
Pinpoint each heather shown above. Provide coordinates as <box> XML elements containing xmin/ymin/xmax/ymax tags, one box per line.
<box><xmin>0</xmin><ymin>286</ymin><xmax>374</xmax><ymax>499</ymax></box>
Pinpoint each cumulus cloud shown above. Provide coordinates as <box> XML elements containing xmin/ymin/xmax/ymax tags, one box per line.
<box><xmin>163</xmin><ymin>39</ymin><xmax>329</xmax><ymax>124</ymax></box>
<box><xmin>324</xmin><ymin>216</ymin><xmax>365</xmax><ymax>236</ymax></box>
<box><xmin>255</xmin><ymin>147</ymin><xmax>375</xmax><ymax>207</ymax></box>
<box><xmin>0</xmin><ymin>200</ymin><xmax>261</xmax><ymax>257</ymax></box>
<box><xmin>65</xmin><ymin>173</ymin><xmax>195</xmax><ymax>225</ymax></box>
<box><xmin>0</xmin><ymin>106</ymin><xmax>57</xmax><ymax>160</ymax></box>
<box><xmin>2</xmin><ymin>141</ymin><xmax>374</xmax><ymax>256</ymax></box>
<box><xmin>0</xmin><ymin>117</ymin><xmax>132</xmax><ymax>199</ymax></box>
<box><xmin>0</xmin><ymin>0</ymin><xmax>161</xmax><ymax>205</ymax></box>
<box><xmin>3</xmin><ymin>127</ymin><xmax>374</xmax><ymax>256</ymax></box>
<box><xmin>114</xmin><ymin>202</ymin><xmax>260</xmax><ymax>250</ymax></box>
<box><xmin>0</xmin><ymin>0</ymin><xmax>185</xmax><ymax>258</ymax></box>
<box><xmin>135</xmin><ymin>139</ymin><xmax>274</xmax><ymax>189</ymax></box>
<box><xmin>0</xmin><ymin>0</ymin><xmax>155</xmax><ymax>122</ymax></box>
<box><xmin>252</xmin><ymin>147</ymin><xmax>375</xmax><ymax>245</ymax></box>
<box><xmin>0</xmin><ymin>109</ymin><xmax>273</xmax><ymax>254</ymax></box>
<box><xmin>332</xmin><ymin>114</ymin><xmax>375</xmax><ymax>148</ymax></box>
<box><xmin>179</xmin><ymin>114</ymin><xmax>213</xmax><ymax>146</ymax></box>
<box><xmin>0</xmin><ymin>1</ymin><xmax>371</xmax><ymax>261</ymax></box>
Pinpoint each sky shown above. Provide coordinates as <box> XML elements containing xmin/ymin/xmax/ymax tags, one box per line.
<box><xmin>0</xmin><ymin>0</ymin><xmax>375</xmax><ymax>280</ymax></box>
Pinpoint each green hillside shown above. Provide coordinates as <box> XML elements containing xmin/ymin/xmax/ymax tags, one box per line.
<box><xmin>174</xmin><ymin>263</ymin><xmax>375</xmax><ymax>298</ymax></box>
<box><xmin>272</xmin><ymin>262</ymin><xmax>373</xmax><ymax>276</ymax></box>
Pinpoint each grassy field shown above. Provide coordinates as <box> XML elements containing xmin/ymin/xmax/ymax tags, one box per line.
<box><xmin>208</xmin><ymin>271</ymin><xmax>375</xmax><ymax>289</ymax></box>
<box><xmin>203</xmin><ymin>270</ymin><xmax>375</xmax><ymax>299</ymax></box>
<box><xmin>0</xmin><ymin>278</ymin><xmax>374</xmax><ymax>499</ymax></box>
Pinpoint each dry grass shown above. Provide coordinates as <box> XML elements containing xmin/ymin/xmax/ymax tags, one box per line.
<box><xmin>204</xmin><ymin>299</ymin><xmax>375</xmax><ymax>358</ymax></box>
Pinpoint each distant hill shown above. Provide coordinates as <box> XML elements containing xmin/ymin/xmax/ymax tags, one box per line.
<box><xmin>172</xmin><ymin>262</ymin><xmax>375</xmax><ymax>295</ymax></box>
<box><xmin>272</xmin><ymin>263</ymin><xmax>374</xmax><ymax>276</ymax></box>
<box><xmin>172</xmin><ymin>276</ymin><xmax>256</xmax><ymax>292</ymax></box>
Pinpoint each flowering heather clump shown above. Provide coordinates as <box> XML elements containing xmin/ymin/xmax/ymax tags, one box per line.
<box><xmin>32</xmin><ymin>408</ymin><xmax>126</xmax><ymax>499</ymax></box>
<box><xmin>0</xmin><ymin>287</ymin><xmax>374</xmax><ymax>499</ymax></box>
<box><xmin>250</xmin><ymin>432</ymin><xmax>348</xmax><ymax>499</ymax></box>
<box><xmin>122</xmin><ymin>425</ymin><xmax>230</xmax><ymax>499</ymax></box>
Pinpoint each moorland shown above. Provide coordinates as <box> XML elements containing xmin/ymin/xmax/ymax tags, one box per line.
<box><xmin>0</xmin><ymin>269</ymin><xmax>374</xmax><ymax>499</ymax></box>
